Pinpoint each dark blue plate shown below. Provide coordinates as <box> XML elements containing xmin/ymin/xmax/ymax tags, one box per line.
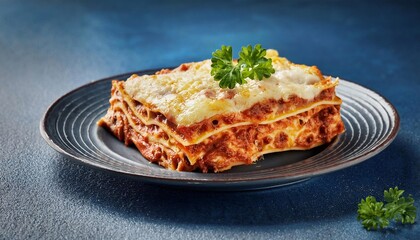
<box><xmin>40</xmin><ymin>70</ymin><xmax>400</xmax><ymax>191</ymax></box>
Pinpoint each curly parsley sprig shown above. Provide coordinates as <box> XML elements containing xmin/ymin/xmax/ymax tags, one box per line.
<box><xmin>357</xmin><ymin>187</ymin><xmax>417</xmax><ymax>230</ymax></box>
<box><xmin>210</xmin><ymin>44</ymin><xmax>275</xmax><ymax>89</ymax></box>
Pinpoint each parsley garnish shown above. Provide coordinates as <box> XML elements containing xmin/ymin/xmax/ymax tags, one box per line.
<box><xmin>357</xmin><ymin>187</ymin><xmax>417</xmax><ymax>230</ymax></box>
<box><xmin>210</xmin><ymin>44</ymin><xmax>275</xmax><ymax>89</ymax></box>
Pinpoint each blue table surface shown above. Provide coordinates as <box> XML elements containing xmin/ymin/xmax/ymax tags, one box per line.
<box><xmin>1</xmin><ymin>0</ymin><xmax>419</xmax><ymax>239</ymax></box>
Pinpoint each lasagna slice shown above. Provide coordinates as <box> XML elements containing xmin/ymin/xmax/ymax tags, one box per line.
<box><xmin>98</xmin><ymin>50</ymin><xmax>345</xmax><ymax>172</ymax></box>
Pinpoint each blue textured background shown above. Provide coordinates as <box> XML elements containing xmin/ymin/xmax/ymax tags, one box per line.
<box><xmin>1</xmin><ymin>0</ymin><xmax>419</xmax><ymax>239</ymax></box>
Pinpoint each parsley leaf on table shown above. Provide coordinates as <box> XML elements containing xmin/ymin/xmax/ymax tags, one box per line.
<box><xmin>357</xmin><ymin>187</ymin><xmax>417</xmax><ymax>230</ymax></box>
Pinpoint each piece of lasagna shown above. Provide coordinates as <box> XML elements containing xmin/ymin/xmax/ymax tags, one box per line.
<box><xmin>98</xmin><ymin>50</ymin><xmax>345</xmax><ymax>172</ymax></box>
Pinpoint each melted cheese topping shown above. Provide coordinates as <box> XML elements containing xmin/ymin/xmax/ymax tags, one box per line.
<box><xmin>124</xmin><ymin>50</ymin><xmax>336</xmax><ymax>126</ymax></box>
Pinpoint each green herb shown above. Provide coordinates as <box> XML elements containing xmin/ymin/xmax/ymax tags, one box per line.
<box><xmin>357</xmin><ymin>187</ymin><xmax>417</xmax><ymax>230</ymax></box>
<box><xmin>210</xmin><ymin>44</ymin><xmax>275</xmax><ymax>89</ymax></box>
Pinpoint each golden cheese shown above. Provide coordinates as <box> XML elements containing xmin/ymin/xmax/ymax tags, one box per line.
<box><xmin>124</xmin><ymin>50</ymin><xmax>338</xmax><ymax>126</ymax></box>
